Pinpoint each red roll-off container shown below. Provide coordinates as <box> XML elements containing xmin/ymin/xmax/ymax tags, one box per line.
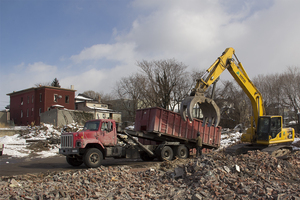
<box><xmin>135</xmin><ymin>107</ymin><xmax>222</xmax><ymax>150</ymax></box>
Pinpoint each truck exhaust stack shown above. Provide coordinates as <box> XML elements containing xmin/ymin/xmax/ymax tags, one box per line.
<box><xmin>180</xmin><ymin>93</ymin><xmax>220</xmax><ymax>127</ymax></box>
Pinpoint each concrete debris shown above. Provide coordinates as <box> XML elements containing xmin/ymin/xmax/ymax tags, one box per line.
<box><xmin>0</xmin><ymin>150</ymin><xmax>300</xmax><ymax>199</ymax></box>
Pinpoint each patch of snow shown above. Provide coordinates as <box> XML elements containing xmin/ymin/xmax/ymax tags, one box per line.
<box><xmin>125</xmin><ymin>125</ymin><xmax>135</xmax><ymax>130</ymax></box>
<box><xmin>0</xmin><ymin>124</ymin><xmax>62</xmax><ymax>158</ymax></box>
<box><xmin>36</xmin><ymin>146</ymin><xmax>60</xmax><ymax>158</ymax></box>
<box><xmin>289</xmin><ymin>121</ymin><xmax>297</xmax><ymax>125</ymax></box>
<box><xmin>0</xmin><ymin>126</ymin><xmax>28</xmax><ymax>131</ymax></box>
<box><xmin>219</xmin><ymin>132</ymin><xmax>243</xmax><ymax>150</ymax></box>
<box><xmin>292</xmin><ymin>137</ymin><xmax>300</xmax><ymax>151</ymax></box>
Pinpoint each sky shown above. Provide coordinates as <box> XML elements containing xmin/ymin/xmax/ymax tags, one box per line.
<box><xmin>1</xmin><ymin>0</ymin><xmax>300</xmax><ymax>110</ymax></box>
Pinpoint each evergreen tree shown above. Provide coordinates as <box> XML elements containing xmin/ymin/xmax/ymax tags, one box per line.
<box><xmin>51</xmin><ymin>78</ymin><xmax>61</xmax><ymax>88</ymax></box>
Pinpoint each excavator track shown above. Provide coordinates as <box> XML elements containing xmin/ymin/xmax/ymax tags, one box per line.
<box><xmin>225</xmin><ymin>143</ymin><xmax>293</xmax><ymax>158</ymax></box>
<box><xmin>225</xmin><ymin>143</ymin><xmax>265</xmax><ymax>155</ymax></box>
<box><xmin>261</xmin><ymin>145</ymin><xmax>292</xmax><ymax>158</ymax></box>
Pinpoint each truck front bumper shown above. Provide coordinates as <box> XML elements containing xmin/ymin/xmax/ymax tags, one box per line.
<box><xmin>59</xmin><ymin>148</ymin><xmax>80</xmax><ymax>155</ymax></box>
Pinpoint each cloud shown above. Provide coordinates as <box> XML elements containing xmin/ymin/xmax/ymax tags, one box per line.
<box><xmin>123</xmin><ymin>0</ymin><xmax>300</xmax><ymax>77</ymax></box>
<box><xmin>27</xmin><ymin>62</ymin><xmax>57</xmax><ymax>73</ymax></box>
<box><xmin>60</xmin><ymin>67</ymin><xmax>129</xmax><ymax>94</ymax></box>
<box><xmin>70</xmin><ymin>43</ymin><xmax>137</xmax><ymax>64</ymax></box>
<box><xmin>2</xmin><ymin>62</ymin><xmax>58</xmax><ymax>92</ymax></box>
<box><xmin>65</xmin><ymin>0</ymin><xmax>300</xmax><ymax>96</ymax></box>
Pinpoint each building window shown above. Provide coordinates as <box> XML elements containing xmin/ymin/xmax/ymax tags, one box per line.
<box><xmin>21</xmin><ymin>110</ymin><xmax>23</xmax><ymax>118</ymax></box>
<box><xmin>21</xmin><ymin>97</ymin><xmax>23</xmax><ymax>105</ymax></box>
<box><xmin>65</xmin><ymin>95</ymin><xmax>69</xmax><ymax>103</ymax></box>
<box><xmin>54</xmin><ymin>94</ymin><xmax>58</xmax><ymax>102</ymax></box>
<box><xmin>27</xmin><ymin>109</ymin><xmax>29</xmax><ymax>117</ymax></box>
<box><xmin>32</xmin><ymin>95</ymin><xmax>34</xmax><ymax>103</ymax></box>
<box><xmin>27</xmin><ymin>96</ymin><xmax>29</xmax><ymax>104</ymax></box>
<box><xmin>39</xmin><ymin>108</ymin><xmax>42</xmax><ymax>116</ymax></box>
<box><xmin>39</xmin><ymin>93</ymin><xmax>42</xmax><ymax>102</ymax></box>
<box><xmin>31</xmin><ymin>108</ymin><xmax>34</xmax><ymax>116</ymax></box>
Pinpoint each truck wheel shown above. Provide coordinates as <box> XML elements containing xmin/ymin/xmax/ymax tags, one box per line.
<box><xmin>66</xmin><ymin>156</ymin><xmax>83</xmax><ymax>166</ymax></box>
<box><xmin>140</xmin><ymin>152</ymin><xmax>155</xmax><ymax>161</ymax></box>
<box><xmin>174</xmin><ymin>145</ymin><xmax>188</xmax><ymax>159</ymax></box>
<box><xmin>83</xmin><ymin>148</ymin><xmax>103</xmax><ymax>168</ymax></box>
<box><xmin>158</xmin><ymin>146</ymin><xmax>173</xmax><ymax>161</ymax></box>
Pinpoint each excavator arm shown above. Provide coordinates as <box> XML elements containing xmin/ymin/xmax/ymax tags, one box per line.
<box><xmin>180</xmin><ymin>47</ymin><xmax>265</xmax><ymax>131</ymax></box>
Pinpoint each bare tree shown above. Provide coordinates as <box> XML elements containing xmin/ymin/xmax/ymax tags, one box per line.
<box><xmin>83</xmin><ymin>90</ymin><xmax>101</xmax><ymax>101</ymax></box>
<box><xmin>34</xmin><ymin>82</ymin><xmax>51</xmax><ymax>87</ymax></box>
<box><xmin>113</xmin><ymin>74</ymin><xmax>147</xmax><ymax>121</ymax></box>
<box><xmin>252</xmin><ymin>74</ymin><xmax>282</xmax><ymax>115</ymax></box>
<box><xmin>99</xmin><ymin>92</ymin><xmax>114</xmax><ymax>103</ymax></box>
<box><xmin>214</xmin><ymin>80</ymin><xmax>251</xmax><ymax>128</ymax></box>
<box><xmin>137</xmin><ymin>59</ymin><xmax>190</xmax><ymax>111</ymax></box>
<box><xmin>113</xmin><ymin>59</ymin><xmax>191</xmax><ymax>122</ymax></box>
<box><xmin>280</xmin><ymin>66</ymin><xmax>300</xmax><ymax>121</ymax></box>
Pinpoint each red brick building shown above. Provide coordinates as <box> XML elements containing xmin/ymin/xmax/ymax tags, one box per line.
<box><xmin>7</xmin><ymin>86</ymin><xmax>76</xmax><ymax>126</ymax></box>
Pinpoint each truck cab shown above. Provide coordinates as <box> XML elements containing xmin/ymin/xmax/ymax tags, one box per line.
<box><xmin>59</xmin><ymin>119</ymin><xmax>120</xmax><ymax>168</ymax></box>
<box><xmin>83</xmin><ymin>119</ymin><xmax>118</xmax><ymax>146</ymax></box>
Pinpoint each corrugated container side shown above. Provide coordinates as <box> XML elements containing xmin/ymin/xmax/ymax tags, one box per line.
<box><xmin>135</xmin><ymin>107</ymin><xmax>222</xmax><ymax>147</ymax></box>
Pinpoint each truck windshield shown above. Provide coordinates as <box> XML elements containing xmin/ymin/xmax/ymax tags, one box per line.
<box><xmin>84</xmin><ymin>121</ymin><xmax>100</xmax><ymax>131</ymax></box>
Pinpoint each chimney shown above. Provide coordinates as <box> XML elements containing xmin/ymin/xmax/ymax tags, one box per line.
<box><xmin>71</xmin><ymin>85</ymin><xmax>74</xmax><ymax>90</ymax></box>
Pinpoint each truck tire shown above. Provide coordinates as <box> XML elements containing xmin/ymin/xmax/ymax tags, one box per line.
<box><xmin>174</xmin><ymin>145</ymin><xmax>188</xmax><ymax>159</ymax></box>
<box><xmin>140</xmin><ymin>152</ymin><xmax>155</xmax><ymax>161</ymax></box>
<box><xmin>83</xmin><ymin>148</ymin><xmax>103</xmax><ymax>168</ymax></box>
<box><xmin>66</xmin><ymin>156</ymin><xmax>83</xmax><ymax>166</ymax></box>
<box><xmin>158</xmin><ymin>146</ymin><xmax>173</xmax><ymax>161</ymax></box>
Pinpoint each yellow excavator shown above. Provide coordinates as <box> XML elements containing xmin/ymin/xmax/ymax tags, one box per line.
<box><xmin>180</xmin><ymin>47</ymin><xmax>295</xmax><ymax>157</ymax></box>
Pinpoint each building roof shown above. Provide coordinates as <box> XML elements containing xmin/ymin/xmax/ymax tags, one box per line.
<box><xmin>75</xmin><ymin>94</ymin><xmax>94</xmax><ymax>101</ymax></box>
<box><xmin>7</xmin><ymin>86</ymin><xmax>76</xmax><ymax>96</ymax></box>
<box><xmin>86</xmin><ymin>105</ymin><xmax>112</xmax><ymax>111</ymax></box>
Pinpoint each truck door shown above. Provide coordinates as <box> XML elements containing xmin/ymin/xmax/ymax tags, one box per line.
<box><xmin>100</xmin><ymin>121</ymin><xmax>116</xmax><ymax>146</ymax></box>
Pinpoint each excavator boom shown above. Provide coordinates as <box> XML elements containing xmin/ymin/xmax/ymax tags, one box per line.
<box><xmin>180</xmin><ymin>47</ymin><xmax>265</xmax><ymax>130</ymax></box>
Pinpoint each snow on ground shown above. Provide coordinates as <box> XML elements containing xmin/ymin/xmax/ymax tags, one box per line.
<box><xmin>0</xmin><ymin>124</ymin><xmax>299</xmax><ymax>158</ymax></box>
<box><xmin>293</xmin><ymin>137</ymin><xmax>300</xmax><ymax>151</ymax></box>
<box><xmin>0</xmin><ymin>134</ymin><xmax>28</xmax><ymax>157</ymax></box>
<box><xmin>0</xmin><ymin>124</ymin><xmax>63</xmax><ymax>158</ymax></box>
<box><xmin>219</xmin><ymin>131</ymin><xmax>243</xmax><ymax>150</ymax></box>
<box><xmin>125</xmin><ymin>125</ymin><xmax>135</xmax><ymax>130</ymax></box>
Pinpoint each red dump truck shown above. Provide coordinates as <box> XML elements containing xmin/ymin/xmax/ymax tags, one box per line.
<box><xmin>59</xmin><ymin>107</ymin><xmax>222</xmax><ymax>168</ymax></box>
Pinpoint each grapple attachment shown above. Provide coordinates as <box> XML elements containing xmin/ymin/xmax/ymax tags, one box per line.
<box><xmin>180</xmin><ymin>94</ymin><xmax>220</xmax><ymax>127</ymax></box>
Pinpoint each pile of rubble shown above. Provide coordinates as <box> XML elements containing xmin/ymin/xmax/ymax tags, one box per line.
<box><xmin>1</xmin><ymin>150</ymin><xmax>299</xmax><ymax>199</ymax></box>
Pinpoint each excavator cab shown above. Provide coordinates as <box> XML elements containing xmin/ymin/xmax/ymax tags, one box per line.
<box><xmin>257</xmin><ymin>116</ymin><xmax>281</xmax><ymax>141</ymax></box>
<box><xmin>256</xmin><ymin>116</ymin><xmax>294</xmax><ymax>145</ymax></box>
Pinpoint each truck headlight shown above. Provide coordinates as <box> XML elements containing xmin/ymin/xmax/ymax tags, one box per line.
<box><xmin>76</xmin><ymin>141</ymin><xmax>82</xmax><ymax>147</ymax></box>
